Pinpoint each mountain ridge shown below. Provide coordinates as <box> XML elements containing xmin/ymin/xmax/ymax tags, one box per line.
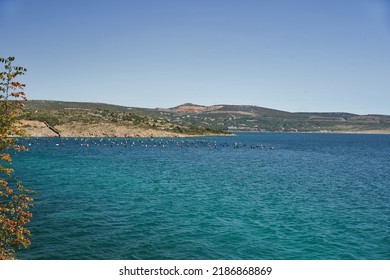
<box><xmin>20</xmin><ymin>100</ymin><xmax>390</xmax><ymax>135</ymax></box>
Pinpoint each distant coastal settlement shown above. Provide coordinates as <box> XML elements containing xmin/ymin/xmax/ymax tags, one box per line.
<box><xmin>17</xmin><ymin>100</ymin><xmax>390</xmax><ymax>137</ymax></box>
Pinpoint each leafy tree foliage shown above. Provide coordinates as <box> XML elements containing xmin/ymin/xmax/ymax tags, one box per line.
<box><xmin>0</xmin><ymin>56</ymin><xmax>34</xmax><ymax>260</ymax></box>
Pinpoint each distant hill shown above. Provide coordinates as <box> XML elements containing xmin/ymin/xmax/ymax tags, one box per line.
<box><xmin>19</xmin><ymin>100</ymin><xmax>230</xmax><ymax>137</ymax></box>
<box><xmin>20</xmin><ymin>100</ymin><xmax>390</xmax><ymax>136</ymax></box>
<box><xmin>160</xmin><ymin>103</ymin><xmax>390</xmax><ymax>133</ymax></box>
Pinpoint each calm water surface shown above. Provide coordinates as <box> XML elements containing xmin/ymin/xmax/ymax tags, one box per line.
<box><xmin>12</xmin><ymin>133</ymin><xmax>390</xmax><ymax>259</ymax></box>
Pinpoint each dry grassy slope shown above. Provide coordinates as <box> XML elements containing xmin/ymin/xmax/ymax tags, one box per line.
<box><xmin>19</xmin><ymin>120</ymin><xmax>196</xmax><ymax>138</ymax></box>
<box><xmin>20</xmin><ymin>101</ymin><xmax>229</xmax><ymax>137</ymax></box>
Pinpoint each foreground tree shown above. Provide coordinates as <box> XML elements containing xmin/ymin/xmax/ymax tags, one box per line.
<box><xmin>0</xmin><ymin>56</ymin><xmax>34</xmax><ymax>260</ymax></box>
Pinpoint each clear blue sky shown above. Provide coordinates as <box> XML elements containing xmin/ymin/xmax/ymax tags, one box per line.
<box><xmin>1</xmin><ymin>0</ymin><xmax>389</xmax><ymax>114</ymax></box>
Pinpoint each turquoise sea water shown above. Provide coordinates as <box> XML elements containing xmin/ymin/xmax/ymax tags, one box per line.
<box><xmin>12</xmin><ymin>132</ymin><xmax>390</xmax><ymax>259</ymax></box>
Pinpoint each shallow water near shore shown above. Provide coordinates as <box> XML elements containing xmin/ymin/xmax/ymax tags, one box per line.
<box><xmin>12</xmin><ymin>132</ymin><xmax>390</xmax><ymax>259</ymax></box>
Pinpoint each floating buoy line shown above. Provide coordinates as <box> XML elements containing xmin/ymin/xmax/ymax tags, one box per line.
<box><xmin>21</xmin><ymin>137</ymin><xmax>276</xmax><ymax>151</ymax></box>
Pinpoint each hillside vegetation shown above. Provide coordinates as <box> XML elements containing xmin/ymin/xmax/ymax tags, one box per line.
<box><xmin>162</xmin><ymin>103</ymin><xmax>390</xmax><ymax>133</ymax></box>
<box><xmin>19</xmin><ymin>100</ymin><xmax>390</xmax><ymax>137</ymax></box>
<box><xmin>19</xmin><ymin>100</ymin><xmax>229</xmax><ymax>137</ymax></box>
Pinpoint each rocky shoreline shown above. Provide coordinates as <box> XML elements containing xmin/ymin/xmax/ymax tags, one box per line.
<box><xmin>18</xmin><ymin>120</ymin><xmax>228</xmax><ymax>138</ymax></box>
